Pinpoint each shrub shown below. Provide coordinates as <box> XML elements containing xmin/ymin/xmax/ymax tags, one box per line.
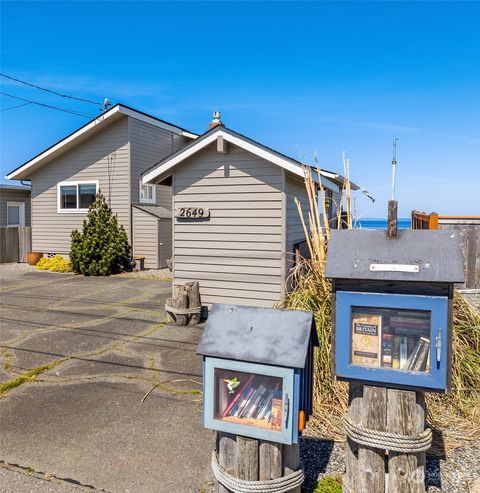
<box><xmin>35</xmin><ymin>255</ymin><xmax>72</xmax><ymax>273</ymax></box>
<box><xmin>312</xmin><ymin>476</ymin><xmax>342</xmax><ymax>493</ymax></box>
<box><xmin>70</xmin><ymin>192</ymin><xmax>131</xmax><ymax>276</ymax></box>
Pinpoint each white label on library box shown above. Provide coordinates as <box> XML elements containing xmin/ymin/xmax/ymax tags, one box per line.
<box><xmin>351</xmin><ymin>307</ymin><xmax>432</xmax><ymax>372</ymax></box>
<box><xmin>214</xmin><ymin>368</ymin><xmax>283</xmax><ymax>432</ymax></box>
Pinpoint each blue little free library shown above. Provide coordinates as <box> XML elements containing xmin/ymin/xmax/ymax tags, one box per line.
<box><xmin>325</xmin><ymin>229</ymin><xmax>465</xmax><ymax>393</ymax></box>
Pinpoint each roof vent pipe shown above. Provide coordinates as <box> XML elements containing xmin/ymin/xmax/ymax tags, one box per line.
<box><xmin>209</xmin><ymin>111</ymin><xmax>223</xmax><ymax>129</ymax></box>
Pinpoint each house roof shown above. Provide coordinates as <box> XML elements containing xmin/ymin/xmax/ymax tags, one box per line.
<box><xmin>196</xmin><ymin>304</ymin><xmax>317</xmax><ymax>368</ymax></box>
<box><xmin>133</xmin><ymin>204</ymin><xmax>171</xmax><ymax>219</ymax></box>
<box><xmin>325</xmin><ymin>229</ymin><xmax>465</xmax><ymax>283</ymax></box>
<box><xmin>0</xmin><ymin>183</ymin><xmax>31</xmax><ymax>191</ymax></box>
<box><xmin>142</xmin><ymin>125</ymin><xmax>358</xmax><ymax>191</ymax></box>
<box><xmin>5</xmin><ymin>104</ymin><xmax>198</xmax><ymax>181</ymax></box>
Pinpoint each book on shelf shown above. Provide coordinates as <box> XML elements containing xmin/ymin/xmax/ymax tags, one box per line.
<box><xmin>399</xmin><ymin>336</ymin><xmax>408</xmax><ymax>369</ymax></box>
<box><xmin>351</xmin><ymin>313</ymin><xmax>382</xmax><ymax>367</ymax></box>
<box><xmin>392</xmin><ymin>335</ymin><xmax>401</xmax><ymax>369</ymax></box>
<box><xmin>407</xmin><ymin>337</ymin><xmax>430</xmax><ymax>371</ymax></box>
<box><xmin>233</xmin><ymin>384</ymin><xmax>256</xmax><ymax>417</ymax></box>
<box><xmin>270</xmin><ymin>390</ymin><xmax>283</xmax><ymax>430</ymax></box>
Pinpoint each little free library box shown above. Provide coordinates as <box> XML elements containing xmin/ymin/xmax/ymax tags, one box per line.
<box><xmin>197</xmin><ymin>304</ymin><xmax>317</xmax><ymax>444</ymax></box>
<box><xmin>325</xmin><ymin>229</ymin><xmax>464</xmax><ymax>392</ymax></box>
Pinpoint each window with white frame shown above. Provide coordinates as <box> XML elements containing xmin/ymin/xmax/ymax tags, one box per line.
<box><xmin>139</xmin><ymin>180</ymin><xmax>156</xmax><ymax>204</ymax></box>
<box><xmin>57</xmin><ymin>181</ymin><xmax>98</xmax><ymax>212</ymax></box>
<box><xmin>7</xmin><ymin>202</ymin><xmax>26</xmax><ymax>226</ymax></box>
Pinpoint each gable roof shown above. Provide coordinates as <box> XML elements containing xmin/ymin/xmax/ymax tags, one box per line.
<box><xmin>5</xmin><ymin>104</ymin><xmax>198</xmax><ymax>181</ymax></box>
<box><xmin>142</xmin><ymin>125</ymin><xmax>358</xmax><ymax>190</ymax></box>
<box><xmin>197</xmin><ymin>304</ymin><xmax>317</xmax><ymax>368</ymax></box>
<box><xmin>325</xmin><ymin>229</ymin><xmax>465</xmax><ymax>283</ymax></box>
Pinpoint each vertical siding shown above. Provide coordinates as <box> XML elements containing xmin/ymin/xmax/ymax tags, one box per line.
<box><xmin>29</xmin><ymin>117</ymin><xmax>130</xmax><ymax>254</ymax></box>
<box><xmin>173</xmin><ymin>143</ymin><xmax>284</xmax><ymax>308</ymax></box>
<box><xmin>129</xmin><ymin>118</ymin><xmax>186</xmax><ymax>208</ymax></box>
<box><xmin>132</xmin><ymin>207</ymin><xmax>159</xmax><ymax>269</ymax></box>
<box><xmin>0</xmin><ymin>189</ymin><xmax>31</xmax><ymax>227</ymax></box>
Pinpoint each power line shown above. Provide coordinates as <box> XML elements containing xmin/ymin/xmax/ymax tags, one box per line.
<box><xmin>0</xmin><ymin>92</ymin><xmax>94</xmax><ymax>118</ymax></box>
<box><xmin>0</xmin><ymin>73</ymin><xmax>102</xmax><ymax>106</ymax></box>
<box><xmin>1</xmin><ymin>102</ymin><xmax>32</xmax><ymax>112</ymax></box>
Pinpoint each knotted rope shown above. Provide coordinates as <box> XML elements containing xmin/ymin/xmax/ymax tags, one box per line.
<box><xmin>344</xmin><ymin>416</ymin><xmax>432</xmax><ymax>453</ymax></box>
<box><xmin>211</xmin><ymin>450</ymin><xmax>304</xmax><ymax>493</ymax></box>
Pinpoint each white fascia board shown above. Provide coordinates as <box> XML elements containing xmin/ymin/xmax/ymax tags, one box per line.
<box><xmin>143</xmin><ymin>129</ymin><xmax>308</xmax><ymax>184</ymax></box>
<box><xmin>6</xmin><ymin>107</ymin><xmax>122</xmax><ymax>180</ymax></box>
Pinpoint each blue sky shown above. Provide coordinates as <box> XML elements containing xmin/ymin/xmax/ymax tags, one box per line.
<box><xmin>1</xmin><ymin>1</ymin><xmax>479</xmax><ymax>218</ymax></box>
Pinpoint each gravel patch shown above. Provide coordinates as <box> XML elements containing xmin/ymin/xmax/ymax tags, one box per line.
<box><xmin>118</xmin><ymin>267</ymin><xmax>172</xmax><ymax>280</ymax></box>
<box><xmin>0</xmin><ymin>262</ymin><xmax>36</xmax><ymax>272</ymax></box>
<box><xmin>300</xmin><ymin>437</ymin><xmax>479</xmax><ymax>492</ymax></box>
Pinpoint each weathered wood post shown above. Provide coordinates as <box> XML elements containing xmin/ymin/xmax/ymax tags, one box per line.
<box><xmin>186</xmin><ymin>281</ymin><xmax>201</xmax><ymax>325</ymax></box>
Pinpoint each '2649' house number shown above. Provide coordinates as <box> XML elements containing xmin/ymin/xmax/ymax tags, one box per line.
<box><xmin>175</xmin><ymin>207</ymin><xmax>210</xmax><ymax>219</ymax></box>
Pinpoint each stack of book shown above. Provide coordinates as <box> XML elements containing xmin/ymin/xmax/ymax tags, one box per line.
<box><xmin>219</xmin><ymin>375</ymin><xmax>282</xmax><ymax>430</ymax></box>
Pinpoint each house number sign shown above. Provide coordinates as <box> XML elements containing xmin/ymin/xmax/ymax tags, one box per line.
<box><xmin>175</xmin><ymin>207</ymin><xmax>210</xmax><ymax>219</ymax></box>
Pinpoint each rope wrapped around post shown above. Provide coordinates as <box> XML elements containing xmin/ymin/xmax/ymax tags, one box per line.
<box><xmin>164</xmin><ymin>305</ymin><xmax>201</xmax><ymax>315</ymax></box>
<box><xmin>211</xmin><ymin>450</ymin><xmax>304</xmax><ymax>493</ymax></box>
<box><xmin>344</xmin><ymin>416</ymin><xmax>432</xmax><ymax>453</ymax></box>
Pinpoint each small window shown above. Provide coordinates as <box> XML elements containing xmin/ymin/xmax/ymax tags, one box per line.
<box><xmin>57</xmin><ymin>181</ymin><xmax>98</xmax><ymax>212</ymax></box>
<box><xmin>7</xmin><ymin>202</ymin><xmax>25</xmax><ymax>226</ymax></box>
<box><xmin>139</xmin><ymin>181</ymin><xmax>156</xmax><ymax>204</ymax></box>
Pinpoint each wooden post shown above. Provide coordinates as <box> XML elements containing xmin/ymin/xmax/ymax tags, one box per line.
<box><xmin>259</xmin><ymin>440</ymin><xmax>282</xmax><ymax>481</ymax></box>
<box><xmin>344</xmin><ymin>384</ymin><xmax>386</xmax><ymax>493</ymax></box>
<box><xmin>387</xmin><ymin>389</ymin><xmax>426</xmax><ymax>493</ymax></box>
<box><xmin>175</xmin><ymin>286</ymin><xmax>189</xmax><ymax>326</ymax></box>
<box><xmin>235</xmin><ymin>436</ymin><xmax>259</xmax><ymax>481</ymax></box>
<box><xmin>387</xmin><ymin>200</ymin><xmax>398</xmax><ymax>239</ymax></box>
<box><xmin>186</xmin><ymin>281</ymin><xmax>201</xmax><ymax>325</ymax></box>
<box><xmin>283</xmin><ymin>443</ymin><xmax>301</xmax><ymax>493</ymax></box>
<box><xmin>215</xmin><ymin>432</ymin><xmax>236</xmax><ymax>493</ymax></box>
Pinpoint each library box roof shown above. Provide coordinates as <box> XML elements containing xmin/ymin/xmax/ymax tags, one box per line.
<box><xmin>197</xmin><ymin>304</ymin><xmax>317</xmax><ymax>369</ymax></box>
<box><xmin>325</xmin><ymin>229</ymin><xmax>464</xmax><ymax>283</ymax></box>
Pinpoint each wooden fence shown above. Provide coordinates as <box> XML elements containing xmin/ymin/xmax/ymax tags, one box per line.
<box><xmin>0</xmin><ymin>227</ymin><xmax>31</xmax><ymax>263</ymax></box>
<box><xmin>411</xmin><ymin>211</ymin><xmax>480</xmax><ymax>289</ymax></box>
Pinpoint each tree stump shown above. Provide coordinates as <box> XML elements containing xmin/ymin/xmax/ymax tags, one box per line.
<box><xmin>215</xmin><ymin>432</ymin><xmax>236</xmax><ymax>493</ymax></box>
<box><xmin>186</xmin><ymin>281</ymin><xmax>201</xmax><ymax>325</ymax></box>
<box><xmin>283</xmin><ymin>443</ymin><xmax>301</xmax><ymax>493</ymax></box>
<box><xmin>174</xmin><ymin>286</ymin><xmax>189</xmax><ymax>326</ymax></box>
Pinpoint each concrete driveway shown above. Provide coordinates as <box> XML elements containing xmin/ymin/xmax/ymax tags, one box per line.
<box><xmin>0</xmin><ymin>268</ymin><xmax>213</xmax><ymax>493</ymax></box>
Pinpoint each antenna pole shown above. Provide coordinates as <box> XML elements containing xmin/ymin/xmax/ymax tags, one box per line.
<box><xmin>387</xmin><ymin>138</ymin><xmax>399</xmax><ymax>239</ymax></box>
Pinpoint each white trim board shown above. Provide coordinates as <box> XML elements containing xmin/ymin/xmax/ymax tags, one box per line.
<box><xmin>142</xmin><ymin>128</ymin><xmax>340</xmax><ymax>191</ymax></box>
<box><xmin>6</xmin><ymin>105</ymin><xmax>198</xmax><ymax>181</ymax></box>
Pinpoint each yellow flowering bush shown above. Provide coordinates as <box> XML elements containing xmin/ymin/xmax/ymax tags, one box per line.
<box><xmin>35</xmin><ymin>255</ymin><xmax>72</xmax><ymax>273</ymax></box>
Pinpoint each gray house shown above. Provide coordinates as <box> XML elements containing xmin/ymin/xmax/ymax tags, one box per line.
<box><xmin>6</xmin><ymin>104</ymin><xmax>197</xmax><ymax>268</ymax></box>
<box><xmin>0</xmin><ymin>184</ymin><xmax>31</xmax><ymax>228</ymax></box>
<box><xmin>142</xmin><ymin>119</ymin><xmax>355</xmax><ymax>308</ymax></box>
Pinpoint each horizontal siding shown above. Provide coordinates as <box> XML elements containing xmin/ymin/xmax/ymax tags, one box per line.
<box><xmin>133</xmin><ymin>207</ymin><xmax>159</xmax><ymax>269</ymax></box>
<box><xmin>173</xmin><ymin>143</ymin><xmax>284</xmax><ymax>308</ymax></box>
<box><xmin>30</xmin><ymin>118</ymin><xmax>130</xmax><ymax>254</ymax></box>
<box><xmin>286</xmin><ymin>175</ymin><xmax>309</xmax><ymax>253</ymax></box>
<box><xmin>129</xmin><ymin>118</ymin><xmax>181</xmax><ymax>209</ymax></box>
<box><xmin>0</xmin><ymin>189</ymin><xmax>31</xmax><ymax>227</ymax></box>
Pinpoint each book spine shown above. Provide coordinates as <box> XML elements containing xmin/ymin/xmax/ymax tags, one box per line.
<box><xmin>246</xmin><ymin>385</ymin><xmax>266</xmax><ymax>418</ymax></box>
<box><xmin>233</xmin><ymin>386</ymin><xmax>256</xmax><ymax>417</ymax></box>
<box><xmin>407</xmin><ymin>338</ymin><xmax>425</xmax><ymax>370</ymax></box>
<box><xmin>400</xmin><ymin>336</ymin><xmax>408</xmax><ymax>369</ymax></box>
<box><xmin>392</xmin><ymin>336</ymin><xmax>401</xmax><ymax>369</ymax></box>
<box><xmin>413</xmin><ymin>338</ymin><xmax>430</xmax><ymax>371</ymax></box>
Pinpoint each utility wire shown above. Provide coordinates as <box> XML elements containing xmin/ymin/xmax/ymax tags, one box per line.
<box><xmin>0</xmin><ymin>73</ymin><xmax>102</xmax><ymax>106</ymax></box>
<box><xmin>0</xmin><ymin>92</ymin><xmax>94</xmax><ymax>118</ymax></box>
<box><xmin>1</xmin><ymin>102</ymin><xmax>32</xmax><ymax>112</ymax></box>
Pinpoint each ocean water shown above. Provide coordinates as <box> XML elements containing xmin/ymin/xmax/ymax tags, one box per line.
<box><xmin>355</xmin><ymin>218</ymin><xmax>411</xmax><ymax>230</ymax></box>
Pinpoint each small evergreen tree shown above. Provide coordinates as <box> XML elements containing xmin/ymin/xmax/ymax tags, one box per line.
<box><xmin>70</xmin><ymin>192</ymin><xmax>131</xmax><ymax>276</ymax></box>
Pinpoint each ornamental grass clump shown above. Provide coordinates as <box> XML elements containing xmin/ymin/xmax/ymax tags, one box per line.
<box><xmin>70</xmin><ymin>192</ymin><xmax>131</xmax><ymax>276</ymax></box>
<box><xmin>35</xmin><ymin>255</ymin><xmax>72</xmax><ymax>273</ymax></box>
<box><xmin>282</xmin><ymin>161</ymin><xmax>480</xmax><ymax>450</ymax></box>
